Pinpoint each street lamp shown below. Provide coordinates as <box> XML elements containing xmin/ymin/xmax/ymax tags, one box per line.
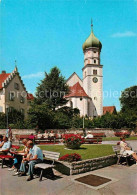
<box><xmin>80</xmin><ymin>97</ymin><xmax>85</xmax><ymax>129</ymax></box>
<box><xmin>6</xmin><ymin>103</ymin><xmax>9</xmax><ymax>128</ymax></box>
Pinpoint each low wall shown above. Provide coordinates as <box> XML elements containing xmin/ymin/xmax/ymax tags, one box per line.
<box><xmin>0</xmin><ymin>128</ymin><xmax>124</xmax><ymax>138</ymax></box>
<box><xmin>56</xmin><ymin>155</ymin><xmax>117</xmax><ymax>175</ymax></box>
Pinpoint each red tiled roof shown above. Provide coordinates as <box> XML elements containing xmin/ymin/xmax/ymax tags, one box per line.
<box><xmin>103</xmin><ymin>106</ymin><xmax>116</xmax><ymax>115</ymax></box>
<box><xmin>65</xmin><ymin>82</ymin><xmax>90</xmax><ymax>98</ymax></box>
<box><xmin>0</xmin><ymin>73</ymin><xmax>11</xmax><ymax>89</ymax></box>
<box><xmin>27</xmin><ymin>93</ymin><xmax>34</xmax><ymax>100</ymax></box>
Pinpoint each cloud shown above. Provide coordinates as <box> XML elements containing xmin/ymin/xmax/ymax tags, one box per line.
<box><xmin>111</xmin><ymin>31</ymin><xmax>137</xmax><ymax>38</ymax></box>
<box><xmin>22</xmin><ymin>72</ymin><xmax>44</xmax><ymax>79</ymax></box>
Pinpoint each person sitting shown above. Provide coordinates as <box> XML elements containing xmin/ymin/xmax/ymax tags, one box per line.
<box><xmin>49</xmin><ymin>130</ymin><xmax>55</xmax><ymax>139</ymax></box>
<box><xmin>43</xmin><ymin>130</ymin><xmax>49</xmax><ymax>139</ymax></box>
<box><xmin>10</xmin><ymin>139</ymin><xmax>29</xmax><ymax>173</ymax></box>
<box><xmin>85</xmin><ymin>131</ymin><xmax>94</xmax><ymax>138</ymax></box>
<box><xmin>120</xmin><ymin>136</ymin><xmax>137</xmax><ymax>164</ymax></box>
<box><xmin>0</xmin><ymin>135</ymin><xmax>4</xmax><ymax>147</ymax></box>
<box><xmin>19</xmin><ymin>140</ymin><xmax>43</xmax><ymax>181</ymax></box>
<box><xmin>36</xmin><ymin>131</ymin><xmax>42</xmax><ymax>139</ymax></box>
<box><xmin>0</xmin><ymin>136</ymin><xmax>11</xmax><ymax>154</ymax></box>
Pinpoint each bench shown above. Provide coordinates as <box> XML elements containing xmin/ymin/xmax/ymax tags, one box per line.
<box><xmin>35</xmin><ymin>138</ymin><xmax>61</xmax><ymax>144</ymax></box>
<box><xmin>84</xmin><ymin>137</ymin><xmax>102</xmax><ymax>144</ymax></box>
<box><xmin>112</xmin><ymin>145</ymin><xmax>135</xmax><ymax>166</ymax></box>
<box><xmin>0</xmin><ymin>145</ymin><xmax>20</xmax><ymax>168</ymax></box>
<box><xmin>35</xmin><ymin>150</ymin><xmax>60</xmax><ymax>181</ymax></box>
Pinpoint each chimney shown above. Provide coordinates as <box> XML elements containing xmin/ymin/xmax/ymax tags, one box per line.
<box><xmin>2</xmin><ymin>70</ymin><xmax>6</xmax><ymax>74</ymax></box>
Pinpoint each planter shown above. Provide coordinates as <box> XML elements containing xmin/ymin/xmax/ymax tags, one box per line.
<box><xmin>55</xmin><ymin>154</ymin><xmax>117</xmax><ymax>175</ymax></box>
<box><xmin>64</xmin><ymin>143</ymin><xmax>81</xmax><ymax>149</ymax></box>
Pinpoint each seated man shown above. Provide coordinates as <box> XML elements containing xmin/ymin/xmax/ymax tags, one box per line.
<box><xmin>85</xmin><ymin>131</ymin><xmax>94</xmax><ymax>138</ymax></box>
<box><xmin>0</xmin><ymin>136</ymin><xmax>11</xmax><ymax>154</ymax></box>
<box><xmin>120</xmin><ymin>136</ymin><xmax>137</xmax><ymax>164</ymax></box>
<box><xmin>19</xmin><ymin>140</ymin><xmax>43</xmax><ymax>181</ymax></box>
<box><xmin>43</xmin><ymin>130</ymin><xmax>49</xmax><ymax>139</ymax></box>
<box><xmin>36</xmin><ymin>131</ymin><xmax>42</xmax><ymax>139</ymax></box>
<box><xmin>0</xmin><ymin>135</ymin><xmax>4</xmax><ymax>147</ymax></box>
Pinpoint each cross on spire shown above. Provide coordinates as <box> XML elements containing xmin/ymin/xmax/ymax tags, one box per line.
<box><xmin>91</xmin><ymin>18</ymin><xmax>93</xmax><ymax>32</ymax></box>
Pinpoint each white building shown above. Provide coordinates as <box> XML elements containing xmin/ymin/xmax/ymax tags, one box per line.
<box><xmin>65</xmin><ymin>23</ymin><xmax>103</xmax><ymax>117</ymax></box>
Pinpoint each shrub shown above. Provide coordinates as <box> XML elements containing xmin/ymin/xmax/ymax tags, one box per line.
<box><xmin>59</xmin><ymin>153</ymin><xmax>81</xmax><ymax>162</ymax></box>
<box><xmin>63</xmin><ymin>134</ymin><xmax>84</xmax><ymax>149</ymax></box>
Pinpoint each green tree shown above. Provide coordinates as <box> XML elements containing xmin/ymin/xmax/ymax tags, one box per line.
<box><xmin>28</xmin><ymin>102</ymin><xmax>55</xmax><ymax>130</ymax></box>
<box><xmin>35</xmin><ymin>67</ymin><xmax>69</xmax><ymax>111</ymax></box>
<box><xmin>120</xmin><ymin>86</ymin><xmax>137</xmax><ymax>114</ymax></box>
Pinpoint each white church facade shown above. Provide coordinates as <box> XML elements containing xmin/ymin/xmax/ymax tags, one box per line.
<box><xmin>65</xmin><ymin>22</ymin><xmax>103</xmax><ymax>118</ymax></box>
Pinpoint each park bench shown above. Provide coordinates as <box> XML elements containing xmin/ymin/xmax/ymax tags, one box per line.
<box><xmin>112</xmin><ymin>145</ymin><xmax>135</xmax><ymax>166</ymax></box>
<box><xmin>84</xmin><ymin>137</ymin><xmax>102</xmax><ymax>144</ymax></box>
<box><xmin>34</xmin><ymin>150</ymin><xmax>60</xmax><ymax>181</ymax></box>
<box><xmin>0</xmin><ymin>145</ymin><xmax>20</xmax><ymax>168</ymax></box>
<box><xmin>34</xmin><ymin>138</ymin><xmax>61</xmax><ymax>144</ymax></box>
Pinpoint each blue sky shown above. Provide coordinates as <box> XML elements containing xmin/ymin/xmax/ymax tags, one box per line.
<box><xmin>0</xmin><ymin>0</ymin><xmax>137</xmax><ymax>111</ymax></box>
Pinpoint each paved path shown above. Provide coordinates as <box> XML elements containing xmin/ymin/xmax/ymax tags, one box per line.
<box><xmin>103</xmin><ymin>140</ymin><xmax>137</xmax><ymax>151</ymax></box>
<box><xmin>0</xmin><ymin>164</ymin><xmax>137</xmax><ymax>195</ymax></box>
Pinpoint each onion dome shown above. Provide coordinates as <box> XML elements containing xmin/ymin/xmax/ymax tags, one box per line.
<box><xmin>82</xmin><ymin>22</ymin><xmax>102</xmax><ymax>51</ymax></box>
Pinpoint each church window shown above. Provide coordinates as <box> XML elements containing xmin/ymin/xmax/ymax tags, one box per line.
<box><xmin>93</xmin><ymin>70</ymin><xmax>97</xmax><ymax>75</ymax></box>
<box><xmin>94</xmin><ymin>59</ymin><xmax>96</xmax><ymax>64</ymax></box>
<box><xmin>94</xmin><ymin>51</ymin><xmax>96</xmax><ymax>53</ymax></box>
<box><xmin>70</xmin><ymin>101</ymin><xmax>73</xmax><ymax>108</ymax></box>
<box><xmin>88</xmin><ymin>60</ymin><xmax>90</xmax><ymax>64</ymax></box>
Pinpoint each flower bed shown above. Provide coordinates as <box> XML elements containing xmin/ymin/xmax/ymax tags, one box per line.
<box><xmin>63</xmin><ymin>134</ymin><xmax>84</xmax><ymax>149</ymax></box>
<box><xmin>59</xmin><ymin>153</ymin><xmax>81</xmax><ymax>162</ymax></box>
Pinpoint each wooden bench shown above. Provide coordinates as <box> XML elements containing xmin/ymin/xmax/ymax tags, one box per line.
<box><xmin>112</xmin><ymin>145</ymin><xmax>135</xmax><ymax>166</ymax></box>
<box><xmin>0</xmin><ymin>145</ymin><xmax>20</xmax><ymax>168</ymax></box>
<box><xmin>35</xmin><ymin>138</ymin><xmax>61</xmax><ymax>144</ymax></box>
<box><xmin>16</xmin><ymin>135</ymin><xmax>36</xmax><ymax>144</ymax></box>
<box><xmin>34</xmin><ymin>150</ymin><xmax>60</xmax><ymax>181</ymax></box>
<box><xmin>84</xmin><ymin>137</ymin><xmax>102</xmax><ymax>144</ymax></box>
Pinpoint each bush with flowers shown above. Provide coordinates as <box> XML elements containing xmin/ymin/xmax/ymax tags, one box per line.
<box><xmin>59</xmin><ymin>153</ymin><xmax>81</xmax><ymax>162</ymax></box>
<box><xmin>63</xmin><ymin>134</ymin><xmax>84</xmax><ymax>149</ymax></box>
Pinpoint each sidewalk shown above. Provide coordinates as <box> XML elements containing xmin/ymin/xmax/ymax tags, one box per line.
<box><xmin>0</xmin><ymin>164</ymin><xmax>137</xmax><ymax>195</ymax></box>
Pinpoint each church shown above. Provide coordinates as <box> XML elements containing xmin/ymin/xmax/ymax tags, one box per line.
<box><xmin>65</xmin><ymin>22</ymin><xmax>103</xmax><ymax>118</ymax></box>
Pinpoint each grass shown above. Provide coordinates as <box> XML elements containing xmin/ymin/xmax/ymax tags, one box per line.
<box><xmin>103</xmin><ymin>136</ymin><xmax>137</xmax><ymax>141</ymax></box>
<box><xmin>39</xmin><ymin>144</ymin><xmax>114</xmax><ymax>160</ymax></box>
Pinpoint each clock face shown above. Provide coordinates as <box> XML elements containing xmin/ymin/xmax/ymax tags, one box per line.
<box><xmin>93</xmin><ymin>77</ymin><xmax>98</xmax><ymax>83</ymax></box>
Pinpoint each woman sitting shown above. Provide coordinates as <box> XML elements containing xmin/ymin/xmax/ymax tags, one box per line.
<box><xmin>120</xmin><ymin>136</ymin><xmax>137</xmax><ymax>164</ymax></box>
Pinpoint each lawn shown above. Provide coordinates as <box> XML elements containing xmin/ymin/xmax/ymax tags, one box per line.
<box><xmin>103</xmin><ymin>136</ymin><xmax>137</xmax><ymax>141</ymax></box>
<box><xmin>39</xmin><ymin>144</ymin><xmax>114</xmax><ymax>160</ymax></box>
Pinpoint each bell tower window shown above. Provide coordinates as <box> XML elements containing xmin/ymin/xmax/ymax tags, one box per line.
<box><xmin>94</xmin><ymin>59</ymin><xmax>96</xmax><ymax>64</ymax></box>
<box><xmin>93</xmin><ymin>70</ymin><xmax>97</xmax><ymax>75</ymax></box>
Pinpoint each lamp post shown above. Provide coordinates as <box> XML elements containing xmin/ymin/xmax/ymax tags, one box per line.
<box><xmin>6</xmin><ymin>103</ymin><xmax>9</xmax><ymax>128</ymax></box>
<box><xmin>80</xmin><ymin>96</ymin><xmax>85</xmax><ymax>129</ymax></box>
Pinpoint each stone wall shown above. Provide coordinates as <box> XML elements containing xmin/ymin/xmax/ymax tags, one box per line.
<box><xmin>0</xmin><ymin>128</ymin><xmax>117</xmax><ymax>137</ymax></box>
<box><xmin>56</xmin><ymin>154</ymin><xmax>117</xmax><ymax>175</ymax></box>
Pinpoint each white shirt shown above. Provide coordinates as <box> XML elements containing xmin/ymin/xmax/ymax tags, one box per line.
<box><xmin>85</xmin><ymin>134</ymin><xmax>94</xmax><ymax>138</ymax></box>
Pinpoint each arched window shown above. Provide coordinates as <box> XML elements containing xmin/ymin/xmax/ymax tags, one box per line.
<box><xmin>94</xmin><ymin>59</ymin><xmax>96</xmax><ymax>64</ymax></box>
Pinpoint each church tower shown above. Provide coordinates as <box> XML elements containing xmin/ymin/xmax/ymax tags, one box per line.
<box><xmin>82</xmin><ymin>21</ymin><xmax>103</xmax><ymax>117</ymax></box>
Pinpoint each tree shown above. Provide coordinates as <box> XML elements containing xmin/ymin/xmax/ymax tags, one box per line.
<box><xmin>28</xmin><ymin>102</ymin><xmax>55</xmax><ymax>130</ymax></box>
<box><xmin>35</xmin><ymin>67</ymin><xmax>70</xmax><ymax>111</ymax></box>
<box><xmin>120</xmin><ymin>86</ymin><xmax>137</xmax><ymax>114</ymax></box>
